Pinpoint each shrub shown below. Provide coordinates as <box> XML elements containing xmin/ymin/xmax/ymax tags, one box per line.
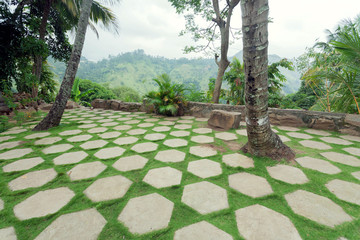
<box><xmin>111</xmin><ymin>86</ymin><xmax>142</xmax><ymax>102</ymax></box>
<box><xmin>78</xmin><ymin>79</ymin><xmax>115</xmax><ymax>103</ymax></box>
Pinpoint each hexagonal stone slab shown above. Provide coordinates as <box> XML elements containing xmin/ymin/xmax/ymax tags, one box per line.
<box><xmin>67</xmin><ymin>134</ymin><xmax>92</xmax><ymax>142</ymax></box>
<box><xmin>0</xmin><ymin>198</ymin><xmax>4</xmax><ymax>211</ymax></box>
<box><xmin>53</xmin><ymin>151</ymin><xmax>88</xmax><ymax>165</ymax></box>
<box><xmin>0</xmin><ymin>227</ymin><xmax>17</xmax><ymax>240</ymax></box>
<box><xmin>35</xmin><ymin>208</ymin><xmax>106</xmax><ymax>240</ymax></box>
<box><xmin>343</xmin><ymin>147</ymin><xmax>360</xmax><ymax>156</ymax></box>
<box><xmin>3</xmin><ymin>157</ymin><xmax>44</xmax><ymax>172</ymax></box>
<box><xmin>326</xmin><ymin>179</ymin><xmax>360</xmax><ymax>205</ymax></box>
<box><xmin>320</xmin><ymin>137</ymin><xmax>352</xmax><ymax>145</ymax></box>
<box><xmin>158</xmin><ymin>121</ymin><xmax>175</xmax><ymax>126</ymax></box>
<box><xmin>155</xmin><ymin>149</ymin><xmax>186</xmax><ymax>163</ymax></box>
<box><xmin>88</xmin><ymin>127</ymin><xmax>107</xmax><ymax>133</ymax></box>
<box><xmin>118</xmin><ymin>193</ymin><xmax>174</xmax><ymax>235</ymax></box>
<box><xmin>170</xmin><ymin>130</ymin><xmax>190</xmax><ymax>137</ymax></box>
<box><xmin>8</xmin><ymin>168</ymin><xmax>57</xmax><ymax>191</ymax></box>
<box><xmin>189</xmin><ymin>146</ymin><xmax>217</xmax><ymax>158</ymax></box>
<box><xmin>34</xmin><ymin>137</ymin><xmax>62</xmax><ymax>145</ymax></box>
<box><xmin>296</xmin><ymin>156</ymin><xmax>341</xmax><ymax>175</ymax></box>
<box><xmin>188</xmin><ymin>159</ymin><xmax>222</xmax><ymax>178</ymax></box>
<box><xmin>174</xmin><ymin>221</ymin><xmax>233</xmax><ymax>240</ymax></box>
<box><xmin>153</xmin><ymin>126</ymin><xmax>171</xmax><ymax>132</ymax></box>
<box><xmin>24</xmin><ymin>132</ymin><xmax>50</xmax><ymax>139</ymax></box>
<box><xmin>68</xmin><ymin>161</ymin><xmax>107</xmax><ymax>181</ymax></box>
<box><xmin>42</xmin><ymin>144</ymin><xmax>73</xmax><ymax>154</ymax></box>
<box><xmin>285</xmin><ymin>190</ymin><xmax>352</xmax><ymax>227</ymax></box>
<box><xmin>267</xmin><ymin>165</ymin><xmax>308</xmax><ymax>184</ymax></box>
<box><xmin>127</xmin><ymin>129</ymin><xmax>147</xmax><ymax>135</ymax></box>
<box><xmin>113</xmin><ymin>125</ymin><xmax>132</xmax><ymax>131</ymax></box>
<box><xmin>299</xmin><ymin>140</ymin><xmax>331</xmax><ymax>150</ymax></box>
<box><xmin>80</xmin><ymin>140</ymin><xmax>108</xmax><ymax>150</ymax></box>
<box><xmin>78</xmin><ymin>124</ymin><xmax>97</xmax><ymax>129</ymax></box>
<box><xmin>279</xmin><ymin>135</ymin><xmax>291</xmax><ymax>142</ymax></box>
<box><xmin>131</xmin><ymin>142</ymin><xmax>158</xmax><ymax>153</ymax></box>
<box><xmin>182</xmin><ymin>181</ymin><xmax>228</xmax><ymax>214</ymax></box>
<box><xmin>138</xmin><ymin>123</ymin><xmax>154</xmax><ymax>128</ymax></box>
<box><xmin>164</xmin><ymin>138</ymin><xmax>188</xmax><ymax>147</ymax></box>
<box><xmin>177</xmin><ymin>119</ymin><xmax>193</xmax><ymax>124</ymax></box>
<box><xmin>114</xmin><ymin>136</ymin><xmax>138</xmax><ymax>145</ymax></box>
<box><xmin>340</xmin><ymin>135</ymin><xmax>360</xmax><ymax>142</ymax></box>
<box><xmin>84</xmin><ymin>175</ymin><xmax>132</xmax><ymax>202</ymax></box>
<box><xmin>286</xmin><ymin>132</ymin><xmax>313</xmax><ymax>140</ymax></box>
<box><xmin>215</xmin><ymin>132</ymin><xmax>237</xmax><ymax>141</ymax></box>
<box><xmin>320</xmin><ymin>152</ymin><xmax>360</xmax><ymax>167</ymax></box>
<box><xmin>113</xmin><ymin>155</ymin><xmax>148</xmax><ymax>171</ymax></box>
<box><xmin>191</xmin><ymin>135</ymin><xmax>214</xmax><ymax>144</ymax></box>
<box><xmin>94</xmin><ymin>147</ymin><xmax>125</xmax><ymax>159</ymax></box>
<box><xmin>277</xmin><ymin>126</ymin><xmax>299</xmax><ymax>131</ymax></box>
<box><xmin>305</xmin><ymin>129</ymin><xmax>331</xmax><ymax>136</ymax></box>
<box><xmin>352</xmin><ymin>171</ymin><xmax>360</xmax><ymax>181</ymax></box>
<box><xmin>59</xmin><ymin>129</ymin><xmax>82</xmax><ymax>136</ymax></box>
<box><xmin>174</xmin><ymin>124</ymin><xmax>192</xmax><ymax>130</ymax></box>
<box><xmin>229</xmin><ymin>173</ymin><xmax>273</xmax><ymax>198</ymax></box>
<box><xmin>235</xmin><ymin>204</ymin><xmax>302</xmax><ymax>240</ymax></box>
<box><xmin>0</xmin><ymin>148</ymin><xmax>33</xmax><ymax>160</ymax></box>
<box><xmin>222</xmin><ymin>153</ymin><xmax>254</xmax><ymax>168</ymax></box>
<box><xmin>192</xmin><ymin>128</ymin><xmax>212</xmax><ymax>134</ymax></box>
<box><xmin>14</xmin><ymin>187</ymin><xmax>75</xmax><ymax>220</ymax></box>
<box><xmin>143</xmin><ymin>167</ymin><xmax>182</xmax><ymax>188</ymax></box>
<box><xmin>0</xmin><ymin>141</ymin><xmax>22</xmax><ymax>150</ymax></box>
<box><xmin>144</xmin><ymin>133</ymin><xmax>166</xmax><ymax>141</ymax></box>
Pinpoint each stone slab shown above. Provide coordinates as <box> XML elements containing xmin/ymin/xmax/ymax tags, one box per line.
<box><xmin>320</xmin><ymin>152</ymin><xmax>360</xmax><ymax>167</ymax></box>
<box><xmin>155</xmin><ymin>149</ymin><xmax>186</xmax><ymax>163</ymax></box>
<box><xmin>305</xmin><ymin>129</ymin><xmax>331</xmax><ymax>136</ymax></box>
<box><xmin>94</xmin><ymin>147</ymin><xmax>125</xmax><ymax>159</ymax></box>
<box><xmin>0</xmin><ymin>141</ymin><xmax>22</xmax><ymax>150</ymax></box>
<box><xmin>222</xmin><ymin>153</ymin><xmax>254</xmax><ymax>168</ymax></box>
<box><xmin>24</xmin><ymin>132</ymin><xmax>50</xmax><ymax>139</ymax></box>
<box><xmin>14</xmin><ymin>187</ymin><xmax>75</xmax><ymax>220</ymax></box>
<box><xmin>295</xmin><ymin>156</ymin><xmax>341</xmax><ymax>175</ymax></box>
<box><xmin>235</xmin><ymin>204</ymin><xmax>302</xmax><ymax>240</ymax></box>
<box><xmin>0</xmin><ymin>148</ymin><xmax>33</xmax><ymax>160</ymax></box>
<box><xmin>174</xmin><ymin>124</ymin><xmax>192</xmax><ymax>130</ymax></box>
<box><xmin>118</xmin><ymin>193</ymin><xmax>174</xmax><ymax>234</ymax></box>
<box><xmin>343</xmin><ymin>147</ymin><xmax>360</xmax><ymax>156</ymax></box>
<box><xmin>131</xmin><ymin>142</ymin><xmax>158</xmax><ymax>153</ymax></box>
<box><xmin>88</xmin><ymin>127</ymin><xmax>108</xmax><ymax>133</ymax></box>
<box><xmin>84</xmin><ymin>175</ymin><xmax>132</xmax><ymax>202</ymax></box>
<box><xmin>114</xmin><ymin>137</ymin><xmax>138</xmax><ymax>145</ymax></box>
<box><xmin>229</xmin><ymin>172</ymin><xmax>273</xmax><ymax>198</ymax></box>
<box><xmin>153</xmin><ymin>126</ymin><xmax>171</xmax><ymax>132</ymax></box>
<box><xmin>340</xmin><ymin>135</ymin><xmax>360</xmax><ymax>142</ymax></box>
<box><xmin>34</xmin><ymin>137</ymin><xmax>62</xmax><ymax>145</ymax></box>
<box><xmin>267</xmin><ymin>165</ymin><xmax>308</xmax><ymax>184</ymax></box>
<box><xmin>3</xmin><ymin>157</ymin><xmax>44</xmax><ymax>172</ymax></box>
<box><xmin>326</xmin><ymin>179</ymin><xmax>360</xmax><ymax>205</ymax></box>
<box><xmin>215</xmin><ymin>132</ymin><xmax>238</xmax><ymax>141</ymax></box>
<box><xmin>352</xmin><ymin>171</ymin><xmax>360</xmax><ymax>181</ymax></box>
<box><xmin>181</xmin><ymin>181</ymin><xmax>228</xmax><ymax>214</ymax></box>
<box><xmin>113</xmin><ymin>125</ymin><xmax>132</xmax><ymax>131</ymax></box>
<box><xmin>67</xmin><ymin>135</ymin><xmax>93</xmax><ymax>142</ymax></box>
<box><xmin>191</xmin><ymin>135</ymin><xmax>214</xmax><ymax>144</ymax></box>
<box><xmin>189</xmin><ymin>146</ymin><xmax>217</xmax><ymax>158</ymax></box>
<box><xmin>113</xmin><ymin>155</ymin><xmax>148</xmax><ymax>171</ymax></box>
<box><xmin>34</xmin><ymin>208</ymin><xmax>106</xmax><ymax>240</ymax></box>
<box><xmin>170</xmin><ymin>131</ymin><xmax>190</xmax><ymax>137</ymax></box>
<box><xmin>320</xmin><ymin>137</ymin><xmax>353</xmax><ymax>145</ymax></box>
<box><xmin>285</xmin><ymin>190</ymin><xmax>352</xmax><ymax>228</ymax></box>
<box><xmin>0</xmin><ymin>197</ymin><xmax>3</xmax><ymax>211</ymax></box>
<box><xmin>164</xmin><ymin>138</ymin><xmax>188</xmax><ymax>147</ymax></box>
<box><xmin>59</xmin><ymin>130</ymin><xmax>82</xmax><ymax>136</ymax></box>
<box><xmin>192</xmin><ymin>128</ymin><xmax>212</xmax><ymax>134</ymax></box>
<box><xmin>80</xmin><ymin>140</ymin><xmax>108</xmax><ymax>150</ymax></box>
<box><xmin>235</xmin><ymin>129</ymin><xmax>247</xmax><ymax>136</ymax></box>
<box><xmin>8</xmin><ymin>168</ymin><xmax>57</xmax><ymax>191</ymax></box>
<box><xmin>277</xmin><ymin>126</ymin><xmax>300</xmax><ymax>131</ymax></box>
<box><xmin>174</xmin><ymin>221</ymin><xmax>233</xmax><ymax>240</ymax></box>
<box><xmin>187</xmin><ymin>159</ymin><xmax>222</xmax><ymax>178</ymax></box>
<box><xmin>53</xmin><ymin>151</ymin><xmax>88</xmax><ymax>165</ymax></box>
<box><xmin>144</xmin><ymin>133</ymin><xmax>166</xmax><ymax>141</ymax></box>
<box><xmin>68</xmin><ymin>161</ymin><xmax>107</xmax><ymax>181</ymax></box>
<box><xmin>208</xmin><ymin>110</ymin><xmax>241</xmax><ymax>130</ymax></box>
<box><xmin>299</xmin><ymin>140</ymin><xmax>332</xmax><ymax>150</ymax></box>
<box><xmin>286</xmin><ymin>132</ymin><xmax>313</xmax><ymax>140</ymax></box>
<box><xmin>143</xmin><ymin>167</ymin><xmax>182</xmax><ymax>188</ymax></box>
<box><xmin>42</xmin><ymin>144</ymin><xmax>73</xmax><ymax>154</ymax></box>
<box><xmin>127</xmin><ymin>129</ymin><xmax>147</xmax><ymax>135</ymax></box>
<box><xmin>0</xmin><ymin>227</ymin><xmax>17</xmax><ymax>240</ymax></box>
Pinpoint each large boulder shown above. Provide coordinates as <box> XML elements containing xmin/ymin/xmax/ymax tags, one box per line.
<box><xmin>208</xmin><ymin>110</ymin><xmax>241</xmax><ymax>130</ymax></box>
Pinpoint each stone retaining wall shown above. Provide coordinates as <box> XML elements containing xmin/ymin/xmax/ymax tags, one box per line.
<box><xmin>91</xmin><ymin>99</ymin><xmax>360</xmax><ymax>135</ymax></box>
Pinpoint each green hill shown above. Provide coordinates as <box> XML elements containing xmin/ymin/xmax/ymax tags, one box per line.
<box><xmin>49</xmin><ymin>49</ymin><xmax>300</xmax><ymax>95</ymax></box>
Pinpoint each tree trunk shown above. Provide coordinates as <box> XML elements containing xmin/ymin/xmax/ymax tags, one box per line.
<box><xmin>33</xmin><ymin>0</ymin><xmax>93</xmax><ymax>131</ymax></box>
<box><xmin>211</xmin><ymin>0</ymin><xmax>239</xmax><ymax>103</ymax></box>
<box><xmin>240</xmin><ymin>0</ymin><xmax>294</xmax><ymax>161</ymax></box>
<box><xmin>32</xmin><ymin>0</ymin><xmax>52</xmax><ymax>100</ymax></box>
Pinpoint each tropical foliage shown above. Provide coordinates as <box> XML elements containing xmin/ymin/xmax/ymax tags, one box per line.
<box><xmin>145</xmin><ymin>74</ymin><xmax>186</xmax><ymax>116</ymax></box>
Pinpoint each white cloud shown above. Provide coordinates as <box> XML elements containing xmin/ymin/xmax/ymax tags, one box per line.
<box><xmin>81</xmin><ymin>0</ymin><xmax>360</xmax><ymax>61</ymax></box>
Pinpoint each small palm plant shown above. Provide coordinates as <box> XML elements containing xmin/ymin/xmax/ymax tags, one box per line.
<box><xmin>71</xmin><ymin>78</ymin><xmax>94</xmax><ymax>107</ymax></box>
<box><xmin>145</xmin><ymin>74</ymin><xmax>186</xmax><ymax>116</ymax></box>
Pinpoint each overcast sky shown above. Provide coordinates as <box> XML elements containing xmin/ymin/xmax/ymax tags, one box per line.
<box><xmin>81</xmin><ymin>0</ymin><xmax>360</xmax><ymax>61</ymax></box>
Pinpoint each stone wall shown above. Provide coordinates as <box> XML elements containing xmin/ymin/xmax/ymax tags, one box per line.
<box><xmin>91</xmin><ymin>99</ymin><xmax>360</xmax><ymax>135</ymax></box>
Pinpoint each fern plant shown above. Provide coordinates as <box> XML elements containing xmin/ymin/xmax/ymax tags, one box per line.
<box><xmin>145</xmin><ymin>74</ymin><xmax>186</xmax><ymax>116</ymax></box>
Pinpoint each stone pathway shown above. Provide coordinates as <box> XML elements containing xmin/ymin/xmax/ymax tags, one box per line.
<box><xmin>0</xmin><ymin>108</ymin><xmax>359</xmax><ymax>240</ymax></box>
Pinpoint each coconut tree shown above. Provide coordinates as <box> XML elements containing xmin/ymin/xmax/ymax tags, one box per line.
<box><xmin>33</xmin><ymin>0</ymin><xmax>93</xmax><ymax>130</ymax></box>
<box><xmin>240</xmin><ymin>0</ymin><xmax>294</xmax><ymax>160</ymax></box>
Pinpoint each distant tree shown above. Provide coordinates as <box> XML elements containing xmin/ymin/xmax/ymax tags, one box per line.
<box><xmin>111</xmin><ymin>86</ymin><xmax>142</xmax><ymax>102</ymax></box>
<box><xmin>240</xmin><ymin>0</ymin><xmax>294</xmax><ymax>160</ymax></box>
<box><xmin>168</xmin><ymin>0</ymin><xmax>241</xmax><ymax>103</ymax></box>
<box><xmin>33</xmin><ymin>0</ymin><xmax>93</xmax><ymax>131</ymax></box>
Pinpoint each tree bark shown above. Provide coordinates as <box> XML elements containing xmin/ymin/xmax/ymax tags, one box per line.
<box><xmin>33</xmin><ymin>0</ymin><xmax>93</xmax><ymax>131</ymax></box>
<box><xmin>240</xmin><ymin>0</ymin><xmax>294</xmax><ymax>161</ymax></box>
<box><xmin>211</xmin><ymin>0</ymin><xmax>240</xmax><ymax>103</ymax></box>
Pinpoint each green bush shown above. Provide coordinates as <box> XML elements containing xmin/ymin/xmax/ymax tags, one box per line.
<box><xmin>145</xmin><ymin>74</ymin><xmax>186</xmax><ymax>116</ymax></box>
<box><xmin>78</xmin><ymin>79</ymin><xmax>115</xmax><ymax>103</ymax></box>
<box><xmin>111</xmin><ymin>86</ymin><xmax>142</xmax><ymax>102</ymax></box>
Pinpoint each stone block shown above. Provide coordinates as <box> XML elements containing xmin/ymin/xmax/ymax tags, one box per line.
<box><xmin>207</xmin><ymin>110</ymin><xmax>241</xmax><ymax>130</ymax></box>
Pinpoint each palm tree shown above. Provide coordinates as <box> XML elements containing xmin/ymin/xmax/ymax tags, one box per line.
<box><xmin>240</xmin><ymin>0</ymin><xmax>294</xmax><ymax>160</ymax></box>
<box><xmin>34</xmin><ymin>0</ymin><xmax>93</xmax><ymax>130</ymax></box>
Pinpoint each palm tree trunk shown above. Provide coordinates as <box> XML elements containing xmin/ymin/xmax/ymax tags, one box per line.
<box><xmin>33</xmin><ymin>0</ymin><xmax>93</xmax><ymax>131</ymax></box>
<box><xmin>240</xmin><ymin>0</ymin><xmax>294</xmax><ymax>160</ymax></box>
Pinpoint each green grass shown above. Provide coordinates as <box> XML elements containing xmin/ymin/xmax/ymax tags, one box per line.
<box><xmin>0</xmin><ymin>108</ymin><xmax>359</xmax><ymax>240</ymax></box>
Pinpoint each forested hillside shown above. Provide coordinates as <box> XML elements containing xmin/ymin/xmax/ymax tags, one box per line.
<box><xmin>49</xmin><ymin>49</ymin><xmax>300</xmax><ymax>95</ymax></box>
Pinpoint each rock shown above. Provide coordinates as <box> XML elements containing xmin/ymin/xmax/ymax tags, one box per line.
<box><xmin>207</xmin><ymin>110</ymin><xmax>241</xmax><ymax>130</ymax></box>
<box><xmin>65</xmin><ymin>101</ymin><xmax>80</xmax><ymax>109</ymax></box>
